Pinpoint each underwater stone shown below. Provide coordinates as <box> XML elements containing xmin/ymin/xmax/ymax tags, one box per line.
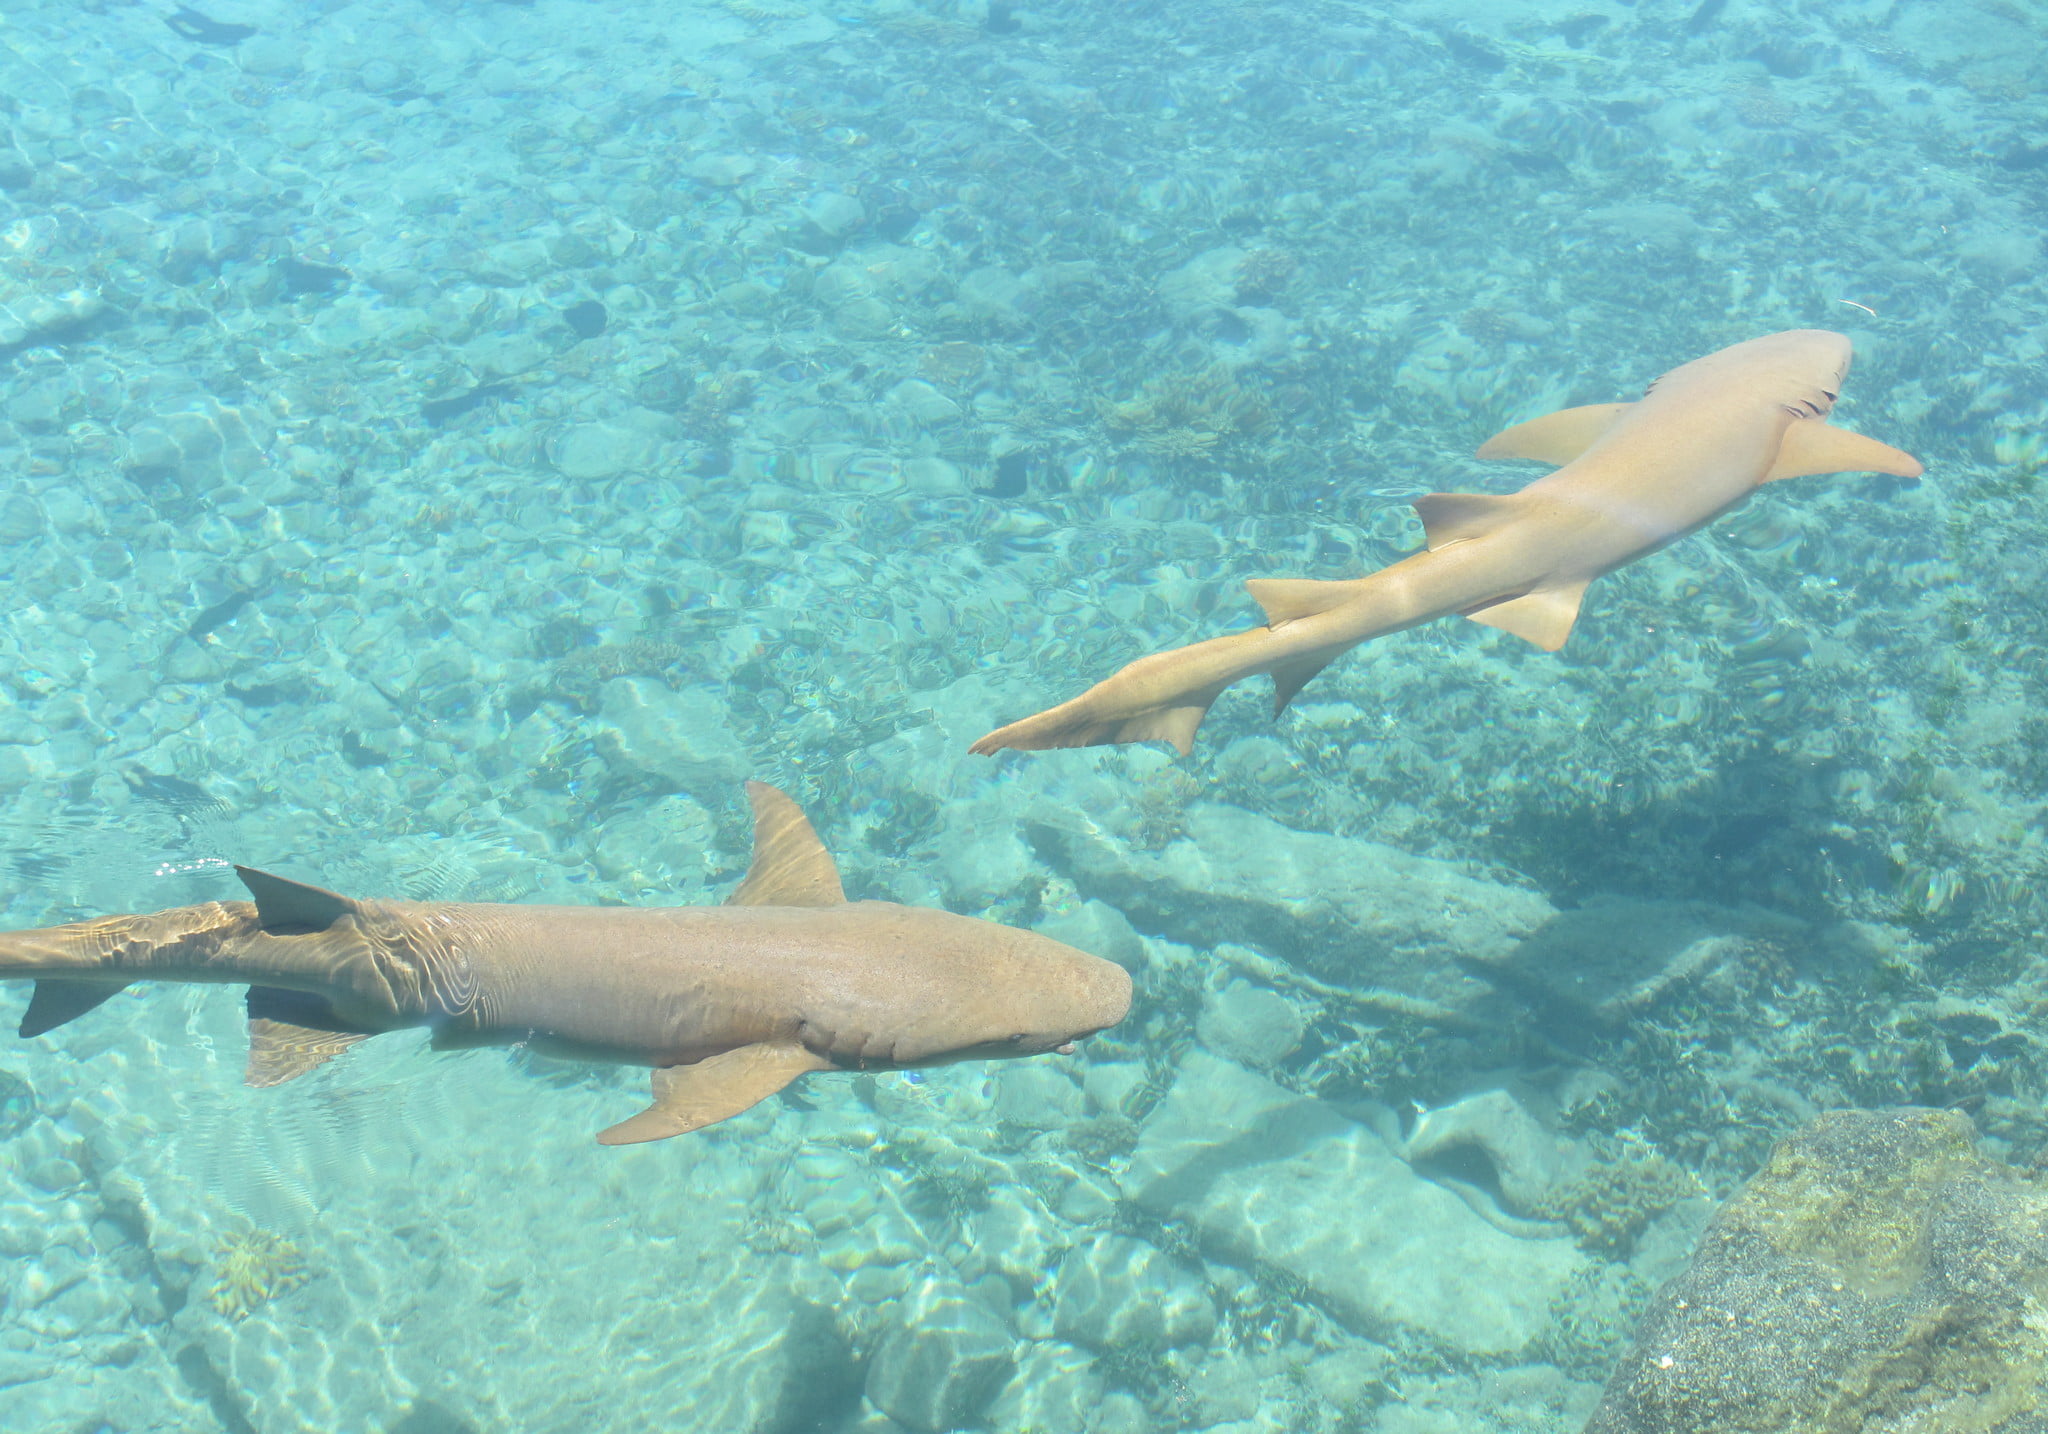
<box><xmin>802</xmin><ymin>191</ymin><xmax>865</xmax><ymax>239</ymax></box>
<box><xmin>1125</xmin><ymin>1051</ymin><xmax>1588</xmax><ymax>1356</ymax></box>
<box><xmin>1401</xmin><ymin>1088</ymin><xmax>1564</xmax><ymax>1216</ymax></box>
<box><xmin>0</xmin><ymin>492</ymin><xmax>46</xmax><ymax>541</ymax></box>
<box><xmin>991</xmin><ymin>1063</ymin><xmax>1084</xmax><ymax>1129</ymax></box>
<box><xmin>1196</xmin><ymin>975</ymin><xmax>1305</xmax><ymax>1069</ymax></box>
<box><xmin>1031</xmin><ymin>802</ymin><xmax>1548</xmax><ymax>1009</ymax></box>
<box><xmin>549</xmin><ymin>422</ymin><xmax>658</xmax><ymax>479</ymax></box>
<box><xmin>596</xmin><ymin>679</ymin><xmax>749</xmax><ymax>794</ymax></box>
<box><xmin>1588</xmin><ymin>1107</ymin><xmax>2048</xmax><ymax>1434</ymax></box>
<box><xmin>1052</xmin><ymin>1232</ymin><xmax>1217</xmax><ymax>1350</ymax></box>
<box><xmin>984</xmin><ymin>1341</ymin><xmax>1103</xmax><ymax>1434</ymax></box>
<box><xmin>1037</xmin><ymin>899</ymin><xmax>1147</xmax><ymax>973</ymax></box>
<box><xmin>864</xmin><ymin>1279</ymin><xmax>1013</xmax><ymax>1433</ymax></box>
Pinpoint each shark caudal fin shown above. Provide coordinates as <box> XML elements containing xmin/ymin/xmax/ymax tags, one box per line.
<box><xmin>596</xmin><ymin>1040</ymin><xmax>830</xmax><ymax>1144</ymax></box>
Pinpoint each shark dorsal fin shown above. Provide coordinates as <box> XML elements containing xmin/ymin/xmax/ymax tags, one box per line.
<box><xmin>1245</xmin><ymin>577</ymin><xmax>1359</xmax><ymax>627</ymax></box>
<box><xmin>727</xmin><ymin>781</ymin><xmax>846</xmax><ymax>907</ymax></box>
<box><xmin>1763</xmin><ymin>420</ymin><xmax>1925</xmax><ymax>483</ymax></box>
<box><xmin>1463</xmin><ymin>580</ymin><xmax>1591</xmax><ymax>651</ymax></box>
<box><xmin>1412</xmin><ymin>492</ymin><xmax>1528</xmax><ymax>550</ymax></box>
<box><xmin>235</xmin><ymin>866</ymin><xmax>359</xmax><ymax>933</ymax></box>
<box><xmin>1475</xmin><ymin>402</ymin><xmax>1632</xmax><ymax>465</ymax></box>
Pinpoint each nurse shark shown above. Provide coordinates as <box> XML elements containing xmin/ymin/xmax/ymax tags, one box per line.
<box><xmin>971</xmin><ymin>330</ymin><xmax>1922</xmax><ymax>756</ymax></box>
<box><xmin>0</xmin><ymin>782</ymin><xmax>1131</xmax><ymax>1143</ymax></box>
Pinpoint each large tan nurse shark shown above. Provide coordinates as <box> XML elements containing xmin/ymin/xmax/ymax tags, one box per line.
<box><xmin>971</xmin><ymin>329</ymin><xmax>1923</xmax><ymax>756</ymax></box>
<box><xmin>0</xmin><ymin>782</ymin><xmax>1130</xmax><ymax>1143</ymax></box>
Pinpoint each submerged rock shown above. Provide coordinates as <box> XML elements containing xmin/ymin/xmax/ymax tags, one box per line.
<box><xmin>1586</xmin><ymin>1107</ymin><xmax>2048</xmax><ymax>1434</ymax></box>
<box><xmin>1124</xmin><ymin>1051</ymin><xmax>1589</xmax><ymax>1357</ymax></box>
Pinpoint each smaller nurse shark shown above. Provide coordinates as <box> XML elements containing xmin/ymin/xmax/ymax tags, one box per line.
<box><xmin>971</xmin><ymin>329</ymin><xmax>1923</xmax><ymax>756</ymax></box>
<box><xmin>0</xmin><ymin>783</ymin><xmax>1131</xmax><ymax>1143</ymax></box>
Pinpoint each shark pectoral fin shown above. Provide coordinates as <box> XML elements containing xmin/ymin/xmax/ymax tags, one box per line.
<box><xmin>245</xmin><ymin>1019</ymin><xmax>369</xmax><ymax>1088</ymax></box>
<box><xmin>1464</xmin><ymin>580</ymin><xmax>1591</xmax><ymax>651</ymax></box>
<box><xmin>727</xmin><ymin>781</ymin><xmax>847</xmax><ymax>907</ymax></box>
<box><xmin>1245</xmin><ymin>577</ymin><xmax>1360</xmax><ymax>627</ymax></box>
<box><xmin>243</xmin><ymin>986</ymin><xmax>372</xmax><ymax>1087</ymax></box>
<box><xmin>20</xmin><ymin>979</ymin><xmax>130</xmax><ymax>1038</ymax></box>
<box><xmin>595</xmin><ymin>1041</ymin><xmax>830</xmax><ymax>1145</ymax></box>
<box><xmin>236</xmin><ymin>866</ymin><xmax>359</xmax><ymax>934</ymax></box>
<box><xmin>1763</xmin><ymin>421</ymin><xmax>1925</xmax><ymax>482</ymax></box>
<box><xmin>1475</xmin><ymin>403</ymin><xmax>1632</xmax><ymax>465</ymax></box>
<box><xmin>1412</xmin><ymin>492</ymin><xmax>1529</xmax><ymax>550</ymax></box>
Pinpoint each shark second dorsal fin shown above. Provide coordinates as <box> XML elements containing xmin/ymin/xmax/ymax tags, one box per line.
<box><xmin>1763</xmin><ymin>420</ymin><xmax>1924</xmax><ymax>483</ymax></box>
<box><xmin>236</xmin><ymin>866</ymin><xmax>359</xmax><ymax>933</ymax></box>
<box><xmin>595</xmin><ymin>1041</ymin><xmax>831</xmax><ymax>1144</ymax></box>
<box><xmin>727</xmin><ymin>781</ymin><xmax>846</xmax><ymax>907</ymax></box>
<box><xmin>1412</xmin><ymin>492</ymin><xmax>1528</xmax><ymax>551</ymax></box>
<box><xmin>1245</xmin><ymin>577</ymin><xmax>1359</xmax><ymax>627</ymax></box>
<box><xmin>1463</xmin><ymin>580</ymin><xmax>1591</xmax><ymax>651</ymax></box>
<box><xmin>1475</xmin><ymin>402</ymin><xmax>1632</xmax><ymax>465</ymax></box>
<box><xmin>19</xmin><ymin>978</ymin><xmax>130</xmax><ymax>1038</ymax></box>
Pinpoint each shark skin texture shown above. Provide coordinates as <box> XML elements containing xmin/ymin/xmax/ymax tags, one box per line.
<box><xmin>0</xmin><ymin>782</ymin><xmax>1132</xmax><ymax>1144</ymax></box>
<box><xmin>970</xmin><ymin>329</ymin><xmax>1923</xmax><ymax>757</ymax></box>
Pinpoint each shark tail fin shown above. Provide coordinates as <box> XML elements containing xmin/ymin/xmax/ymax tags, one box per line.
<box><xmin>729</xmin><ymin>782</ymin><xmax>846</xmax><ymax>907</ymax></box>
<box><xmin>1412</xmin><ymin>492</ymin><xmax>1529</xmax><ymax>550</ymax></box>
<box><xmin>19</xmin><ymin>978</ymin><xmax>129</xmax><ymax>1038</ymax></box>
<box><xmin>1764</xmin><ymin>421</ymin><xmax>1923</xmax><ymax>482</ymax></box>
<box><xmin>1475</xmin><ymin>402</ymin><xmax>1632</xmax><ymax>465</ymax></box>
<box><xmin>1463</xmin><ymin>579</ymin><xmax>1591</xmax><ymax>651</ymax></box>
<box><xmin>596</xmin><ymin>1041</ymin><xmax>829</xmax><ymax>1144</ymax></box>
<box><xmin>1245</xmin><ymin>577</ymin><xmax>1359</xmax><ymax>627</ymax></box>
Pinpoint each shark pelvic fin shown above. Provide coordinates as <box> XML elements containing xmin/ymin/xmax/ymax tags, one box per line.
<box><xmin>243</xmin><ymin>986</ymin><xmax>372</xmax><ymax>1087</ymax></box>
<box><xmin>1413</xmin><ymin>492</ymin><xmax>1529</xmax><ymax>550</ymax></box>
<box><xmin>1475</xmin><ymin>402</ymin><xmax>1632</xmax><ymax>466</ymax></box>
<box><xmin>1463</xmin><ymin>579</ymin><xmax>1591</xmax><ymax>651</ymax></box>
<box><xmin>1763</xmin><ymin>420</ymin><xmax>1924</xmax><ymax>482</ymax></box>
<box><xmin>236</xmin><ymin>867</ymin><xmax>358</xmax><ymax>934</ymax></box>
<box><xmin>596</xmin><ymin>1040</ymin><xmax>830</xmax><ymax>1144</ymax></box>
<box><xmin>728</xmin><ymin>781</ymin><xmax>846</xmax><ymax>907</ymax></box>
<box><xmin>20</xmin><ymin>978</ymin><xmax>130</xmax><ymax>1038</ymax></box>
<box><xmin>1245</xmin><ymin>577</ymin><xmax>1359</xmax><ymax>627</ymax></box>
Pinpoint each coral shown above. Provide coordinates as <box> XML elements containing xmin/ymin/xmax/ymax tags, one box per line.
<box><xmin>1125</xmin><ymin>767</ymin><xmax>1203</xmax><ymax>850</ymax></box>
<box><xmin>1527</xmin><ymin>1134</ymin><xmax>1702</xmax><ymax>1255</ymax></box>
<box><xmin>917</xmin><ymin>341</ymin><xmax>987</xmax><ymax>388</ymax></box>
<box><xmin>1233</xmin><ymin>247</ymin><xmax>1298</xmax><ymax>301</ymax></box>
<box><xmin>209</xmin><ymin>1229</ymin><xmax>309</xmax><ymax>1321</ymax></box>
<box><xmin>1098</xmin><ymin>367</ymin><xmax>1271</xmax><ymax>463</ymax></box>
<box><xmin>544</xmin><ymin>640</ymin><xmax>688</xmax><ymax>711</ymax></box>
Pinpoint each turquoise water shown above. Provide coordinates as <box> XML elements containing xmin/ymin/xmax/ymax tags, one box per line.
<box><xmin>0</xmin><ymin>0</ymin><xmax>2042</xmax><ymax>1428</ymax></box>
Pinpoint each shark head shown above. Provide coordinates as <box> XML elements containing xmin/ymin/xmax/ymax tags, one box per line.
<box><xmin>935</xmin><ymin>924</ymin><xmax>1134</xmax><ymax>1063</ymax></box>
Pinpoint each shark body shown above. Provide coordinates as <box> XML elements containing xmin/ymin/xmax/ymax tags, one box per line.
<box><xmin>0</xmin><ymin>783</ymin><xmax>1131</xmax><ymax>1143</ymax></box>
<box><xmin>971</xmin><ymin>330</ymin><xmax>1923</xmax><ymax>756</ymax></box>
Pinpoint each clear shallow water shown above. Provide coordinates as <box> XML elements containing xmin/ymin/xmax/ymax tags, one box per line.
<box><xmin>0</xmin><ymin>0</ymin><xmax>2042</xmax><ymax>1429</ymax></box>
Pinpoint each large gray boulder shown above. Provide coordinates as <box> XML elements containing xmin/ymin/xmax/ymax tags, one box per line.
<box><xmin>1586</xmin><ymin>1107</ymin><xmax>2048</xmax><ymax>1434</ymax></box>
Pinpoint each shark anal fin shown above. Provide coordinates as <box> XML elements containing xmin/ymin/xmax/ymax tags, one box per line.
<box><xmin>1245</xmin><ymin>577</ymin><xmax>1361</xmax><ymax>627</ymax></box>
<box><xmin>1764</xmin><ymin>420</ymin><xmax>1924</xmax><ymax>482</ymax></box>
<box><xmin>1271</xmin><ymin>656</ymin><xmax>1335</xmax><ymax>716</ymax></box>
<box><xmin>20</xmin><ymin>979</ymin><xmax>130</xmax><ymax>1038</ymax></box>
<box><xmin>1413</xmin><ymin>492</ymin><xmax>1532</xmax><ymax>550</ymax></box>
<box><xmin>244</xmin><ymin>986</ymin><xmax>372</xmax><ymax>1086</ymax></box>
<box><xmin>728</xmin><ymin>781</ymin><xmax>846</xmax><ymax>907</ymax></box>
<box><xmin>595</xmin><ymin>1040</ymin><xmax>830</xmax><ymax>1144</ymax></box>
<box><xmin>236</xmin><ymin>866</ymin><xmax>358</xmax><ymax>934</ymax></box>
<box><xmin>1464</xmin><ymin>580</ymin><xmax>1591</xmax><ymax>651</ymax></box>
<box><xmin>1475</xmin><ymin>402</ymin><xmax>1632</xmax><ymax>466</ymax></box>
